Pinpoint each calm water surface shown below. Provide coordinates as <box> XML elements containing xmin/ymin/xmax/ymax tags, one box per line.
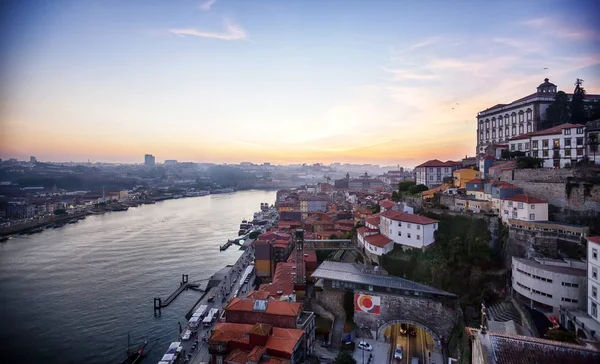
<box><xmin>0</xmin><ymin>190</ymin><xmax>276</xmax><ymax>364</ymax></box>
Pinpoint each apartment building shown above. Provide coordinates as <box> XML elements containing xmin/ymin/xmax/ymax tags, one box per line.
<box><xmin>414</xmin><ymin>159</ymin><xmax>462</xmax><ymax>188</ymax></box>
<box><xmin>501</xmin><ymin>194</ymin><xmax>548</xmax><ymax>224</ymax></box>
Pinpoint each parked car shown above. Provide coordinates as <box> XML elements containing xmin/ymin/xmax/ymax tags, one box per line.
<box><xmin>408</xmin><ymin>326</ymin><xmax>417</xmax><ymax>337</ymax></box>
<box><xmin>207</xmin><ymin>295</ymin><xmax>215</xmax><ymax>302</ymax></box>
<box><xmin>399</xmin><ymin>324</ymin><xmax>407</xmax><ymax>335</ymax></box>
<box><xmin>357</xmin><ymin>341</ymin><xmax>373</xmax><ymax>351</ymax></box>
<box><xmin>394</xmin><ymin>346</ymin><xmax>403</xmax><ymax>360</ymax></box>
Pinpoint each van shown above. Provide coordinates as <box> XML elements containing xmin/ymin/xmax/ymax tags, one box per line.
<box><xmin>410</xmin><ymin>358</ymin><xmax>419</xmax><ymax>364</ymax></box>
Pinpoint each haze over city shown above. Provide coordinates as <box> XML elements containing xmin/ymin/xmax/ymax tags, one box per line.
<box><xmin>1</xmin><ymin>0</ymin><xmax>599</xmax><ymax>167</ymax></box>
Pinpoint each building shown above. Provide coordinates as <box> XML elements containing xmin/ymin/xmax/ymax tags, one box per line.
<box><xmin>356</xmin><ymin>226</ymin><xmax>394</xmax><ymax>256</ymax></box>
<box><xmin>468</xmin><ymin>326</ymin><xmax>600</xmax><ymax>364</ymax></box>
<box><xmin>29</xmin><ymin>156</ymin><xmax>37</xmax><ymax>163</ymax></box>
<box><xmin>414</xmin><ymin>159</ymin><xmax>462</xmax><ymax>188</ymax></box>
<box><xmin>508</xmin><ymin>123</ymin><xmax>587</xmax><ymax>168</ymax></box>
<box><xmin>224</xmin><ymin>296</ymin><xmax>315</xmax><ymax>356</ymax></box>
<box><xmin>144</xmin><ymin>154</ymin><xmax>155</xmax><ymax>167</ymax></box>
<box><xmin>589</xmin><ymin>236</ymin><xmax>600</xmax><ymax>325</ymax></box>
<box><xmin>501</xmin><ymin>194</ymin><xmax>548</xmax><ymax>224</ymax></box>
<box><xmin>586</xmin><ymin>118</ymin><xmax>600</xmax><ymax>164</ymax></box>
<box><xmin>348</xmin><ymin>175</ymin><xmax>385</xmax><ymax>192</ymax></box>
<box><xmin>454</xmin><ymin>196</ymin><xmax>492</xmax><ymax>214</ymax></box>
<box><xmin>452</xmin><ymin>168</ymin><xmax>481</xmax><ymax>189</ymax></box>
<box><xmin>164</xmin><ymin>159</ymin><xmax>178</xmax><ymax>165</ymax></box>
<box><xmin>208</xmin><ymin>322</ymin><xmax>305</xmax><ymax>364</ymax></box>
<box><xmin>511</xmin><ymin>257</ymin><xmax>587</xmax><ymax>313</ymax></box>
<box><xmin>379</xmin><ymin>209</ymin><xmax>439</xmax><ymax>250</ymax></box>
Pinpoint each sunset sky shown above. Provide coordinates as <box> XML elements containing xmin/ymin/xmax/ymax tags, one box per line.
<box><xmin>1</xmin><ymin>0</ymin><xmax>599</xmax><ymax>167</ymax></box>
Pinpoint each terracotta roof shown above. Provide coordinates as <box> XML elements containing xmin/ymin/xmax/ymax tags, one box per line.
<box><xmin>415</xmin><ymin>159</ymin><xmax>459</xmax><ymax>168</ymax></box>
<box><xmin>365</xmin><ymin>215</ymin><xmax>381</xmax><ymax>227</ymax></box>
<box><xmin>379</xmin><ymin>199</ymin><xmax>396</xmax><ymax>209</ymax></box>
<box><xmin>509</xmin><ymin>123</ymin><xmax>586</xmax><ymax>141</ymax></box>
<box><xmin>210</xmin><ymin>323</ymin><xmax>303</xmax><ymax>356</ymax></box>
<box><xmin>336</xmin><ymin>219</ymin><xmax>355</xmax><ymax>225</ymax></box>
<box><xmin>250</xmin><ymin>323</ymin><xmax>273</xmax><ymax>336</ymax></box>
<box><xmin>225</xmin><ymin>348</ymin><xmax>249</xmax><ymax>364</ymax></box>
<box><xmin>247</xmin><ymin>346</ymin><xmax>266</xmax><ymax>361</ymax></box>
<box><xmin>503</xmin><ymin>194</ymin><xmax>547</xmax><ymax>204</ymax></box>
<box><xmin>226</xmin><ymin>297</ymin><xmax>302</xmax><ymax>317</ymax></box>
<box><xmin>357</xmin><ymin>226</ymin><xmax>379</xmax><ymax>236</ymax></box>
<box><xmin>246</xmin><ymin>290</ymin><xmax>270</xmax><ymax>300</ymax></box>
<box><xmin>380</xmin><ymin>209</ymin><xmax>439</xmax><ymax>224</ymax></box>
<box><xmin>466</xmin><ymin>179</ymin><xmax>484</xmax><ymax>184</ymax></box>
<box><xmin>365</xmin><ymin>233</ymin><xmax>393</xmax><ymax>247</ymax></box>
<box><xmin>588</xmin><ymin>236</ymin><xmax>600</xmax><ymax>244</ymax></box>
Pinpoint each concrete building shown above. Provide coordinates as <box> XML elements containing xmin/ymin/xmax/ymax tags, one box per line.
<box><xmin>508</xmin><ymin>123</ymin><xmax>587</xmax><ymax>168</ymax></box>
<box><xmin>144</xmin><ymin>154</ymin><xmax>155</xmax><ymax>167</ymax></box>
<box><xmin>356</xmin><ymin>227</ymin><xmax>394</xmax><ymax>256</ymax></box>
<box><xmin>512</xmin><ymin>257</ymin><xmax>587</xmax><ymax>313</ymax></box>
<box><xmin>452</xmin><ymin>168</ymin><xmax>481</xmax><ymax>189</ymax></box>
<box><xmin>586</xmin><ymin>118</ymin><xmax>600</xmax><ymax>165</ymax></box>
<box><xmin>589</xmin><ymin>236</ymin><xmax>600</xmax><ymax>325</ymax></box>
<box><xmin>379</xmin><ymin>209</ymin><xmax>438</xmax><ymax>250</ymax></box>
<box><xmin>414</xmin><ymin>159</ymin><xmax>462</xmax><ymax>188</ymax></box>
<box><xmin>501</xmin><ymin>194</ymin><xmax>548</xmax><ymax>224</ymax></box>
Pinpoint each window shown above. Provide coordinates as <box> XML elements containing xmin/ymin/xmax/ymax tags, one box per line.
<box><xmin>518</xmin><ymin>202</ymin><xmax>523</xmax><ymax>209</ymax></box>
<box><xmin>398</xmin><ymin>231</ymin><xmax>401</xmax><ymax>236</ymax></box>
<box><xmin>543</xmin><ymin>150</ymin><xmax>549</xmax><ymax>157</ymax></box>
<box><xmin>519</xmin><ymin>125</ymin><xmax>524</xmax><ymax>134</ymax></box>
<box><xmin>593</xmin><ymin>302</ymin><xmax>598</xmax><ymax>318</ymax></box>
<box><xmin>564</xmin><ymin>129</ymin><xmax>571</xmax><ymax>135</ymax></box>
<box><xmin>564</xmin><ymin>138</ymin><xmax>571</xmax><ymax>147</ymax></box>
<box><xmin>417</xmin><ymin>225</ymin><xmax>421</xmax><ymax>230</ymax></box>
<box><xmin>512</xmin><ymin>211</ymin><xmax>518</xmax><ymax>218</ymax></box>
<box><xmin>526</xmin><ymin>109</ymin><xmax>532</xmax><ymax>121</ymax></box>
<box><xmin>577</xmin><ymin>128</ymin><xmax>583</xmax><ymax>134</ymax></box>
<box><xmin>527</xmin><ymin>123</ymin><xmax>532</xmax><ymax>133</ymax></box>
<box><xmin>407</xmin><ymin>233</ymin><xmax>411</xmax><ymax>239</ymax></box>
<box><xmin>512</xmin><ymin>127</ymin><xmax>516</xmax><ymax>135</ymax></box>
<box><xmin>593</xmin><ymin>267</ymin><xmax>598</xmax><ymax>280</ymax></box>
<box><xmin>407</xmin><ymin>223</ymin><xmax>411</xmax><ymax>228</ymax></box>
<box><xmin>577</xmin><ymin>148</ymin><xmax>583</xmax><ymax>156</ymax></box>
<box><xmin>530</xmin><ymin>204</ymin><xmax>535</xmax><ymax>209</ymax></box>
<box><xmin>532</xmin><ymin>140</ymin><xmax>538</xmax><ymax>149</ymax></box>
<box><xmin>525</xmin><ymin>142</ymin><xmax>530</xmax><ymax>150</ymax></box>
<box><xmin>518</xmin><ymin>143</ymin><xmax>522</xmax><ymax>151</ymax></box>
<box><xmin>529</xmin><ymin>213</ymin><xmax>535</xmax><ymax>220</ymax></box>
<box><xmin>594</xmin><ymin>248</ymin><xmax>598</xmax><ymax>260</ymax></box>
<box><xmin>519</xmin><ymin>112</ymin><xmax>524</xmax><ymax>122</ymax></box>
<box><xmin>505</xmin><ymin>129</ymin><xmax>509</xmax><ymax>136</ymax></box>
<box><xmin>565</xmin><ymin>149</ymin><xmax>571</xmax><ymax>157</ymax></box>
<box><xmin>553</xmin><ymin>139</ymin><xmax>560</xmax><ymax>148</ymax></box>
<box><xmin>593</xmin><ymin>286</ymin><xmax>598</xmax><ymax>299</ymax></box>
<box><xmin>492</xmin><ymin>119</ymin><xmax>496</xmax><ymax>127</ymax></box>
<box><xmin>429</xmin><ymin>168</ymin><xmax>433</xmax><ymax>172</ymax></box>
<box><xmin>433</xmin><ymin>224</ymin><xmax>437</xmax><ymax>229</ymax></box>
<box><xmin>543</xmin><ymin>139</ymin><xmax>549</xmax><ymax>148</ymax></box>
<box><xmin>576</xmin><ymin>137</ymin><xmax>583</xmax><ymax>146</ymax></box>
<box><xmin>561</xmin><ymin>298</ymin><xmax>578</xmax><ymax>304</ymax></box>
<box><xmin>533</xmin><ymin>151</ymin><xmax>539</xmax><ymax>157</ymax></box>
<box><xmin>508</xmin><ymin>201</ymin><xmax>513</xmax><ymax>207</ymax></box>
<box><xmin>562</xmin><ymin>282</ymin><xmax>579</xmax><ymax>288</ymax></box>
<box><xmin>417</xmin><ymin>235</ymin><xmax>420</xmax><ymax>240</ymax></box>
<box><xmin>429</xmin><ymin>175</ymin><xmax>433</xmax><ymax>180</ymax></box>
<box><xmin>398</xmin><ymin>222</ymin><xmax>401</xmax><ymax>227</ymax></box>
<box><xmin>511</xmin><ymin>144</ymin><xmax>516</xmax><ymax>151</ymax></box>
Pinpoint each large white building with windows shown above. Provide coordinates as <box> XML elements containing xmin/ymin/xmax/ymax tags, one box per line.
<box><xmin>588</xmin><ymin>236</ymin><xmax>600</xmax><ymax>325</ymax></box>
<box><xmin>512</xmin><ymin>257</ymin><xmax>587</xmax><ymax>313</ymax></box>
<box><xmin>501</xmin><ymin>194</ymin><xmax>548</xmax><ymax>224</ymax></box>
<box><xmin>414</xmin><ymin>159</ymin><xmax>462</xmax><ymax>188</ymax></box>
<box><xmin>476</xmin><ymin>78</ymin><xmax>600</xmax><ymax>155</ymax></box>
<box><xmin>507</xmin><ymin>123</ymin><xmax>587</xmax><ymax>168</ymax></box>
<box><xmin>379</xmin><ymin>210</ymin><xmax>438</xmax><ymax>250</ymax></box>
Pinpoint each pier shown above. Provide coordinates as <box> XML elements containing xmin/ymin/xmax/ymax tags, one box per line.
<box><xmin>153</xmin><ymin>275</ymin><xmax>207</xmax><ymax>312</ymax></box>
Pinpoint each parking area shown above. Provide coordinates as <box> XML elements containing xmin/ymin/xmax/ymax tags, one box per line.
<box><xmin>352</xmin><ymin>339</ymin><xmax>390</xmax><ymax>364</ymax></box>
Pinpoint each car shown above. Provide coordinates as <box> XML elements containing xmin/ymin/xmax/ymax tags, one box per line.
<box><xmin>400</xmin><ymin>324</ymin><xmax>408</xmax><ymax>335</ymax></box>
<box><xmin>408</xmin><ymin>326</ymin><xmax>417</xmax><ymax>337</ymax></box>
<box><xmin>357</xmin><ymin>341</ymin><xmax>372</xmax><ymax>351</ymax></box>
<box><xmin>207</xmin><ymin>295</ymin><xmax>215</xmax><ymax>302</ymax></box>
<box><xmin>394</xmin><ymin>346</ymin><xmax>403</xmax><ymax>360</ymax></box>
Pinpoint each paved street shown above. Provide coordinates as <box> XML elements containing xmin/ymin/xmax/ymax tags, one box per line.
<box><xmin>167</xmin><ymin>245</ymin><xmax>256</xmax><ymax>364</ymax></box>
<box><xmin>352</xmin><ymin>339</ymin><xmax>390</xmax><ymax>364</ymax></box>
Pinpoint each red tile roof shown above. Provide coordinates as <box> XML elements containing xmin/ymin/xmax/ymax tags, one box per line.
<box><xmin>380</xmin><ymin>209</ymin><xmax>439</xmax><ymax>224</ymax></box>
<box><xmin>250</xmin><ymin>323</ymin><xmax>273</xmax><ymax>336</ymax></box>
<box><xmin>357</xmin><ymin>226</ymin><xmax>379</xmax><ymax>236</ymax></box>
<box><xmin>587</xmin><ymin>236</ymin><xmax>600</xmax><ymax>244</ymax></box>
<box><xmin>247</xmin><ymin>345</ymin><xmax>267</xmax><ymax>361</ymax></box>
<box><xmin>365</xmin><ymin>233</ymin><xmax>393</xmax><ymax>247</ymax></box>
<box><xmin>225</xmin><ymin>348</ymin><xmax>249</xmax><ymax>364</ymax></box>
<box><xmin>415</xmin><ymin>159</ymin><xmax>460</xmax><ymax>168</ymax></box>
<box><xmin>247</xmin><ymin>290</ymin><xmax>271</xmax><ymax>300</ymax></box>
<box><xmin>365</xmin><ymin>215</ymin><xmax>380</xmax><ymax>227</ymax></box>
<box><xmin>226</xmin><ymin>297</ymin><xmax>302</xmax><ymax>317</ymax></box>
<box><xmin>509</xmin><ymin>123</ymin><xmax>586</xmax><ymax>141</ymax></box>
<box><xmin>210</xmin><ymin>322</ymin><xmax>303</xmax><ymax>356</ymax></box>
<box><xmin>379</xmin><ymin>199</ymin><xmax>396</xmax><ymax>209</ymax></box>
<box><xmin>466</xmin><ymin>179</ymin><xmax>484</xmax><ymax>184</ymax></box>
<box><xmin>503</xmin><ymin>194</ymin><xmax>547</xmax><ymax>204</ymax></box>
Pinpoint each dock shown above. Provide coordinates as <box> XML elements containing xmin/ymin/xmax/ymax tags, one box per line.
<box><xmin>153</xmin><ymin>275</ymin><xmax>206</xmax><ymax>312</ymax></box>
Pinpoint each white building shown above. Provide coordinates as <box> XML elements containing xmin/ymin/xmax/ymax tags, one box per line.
<box><xmin>356</xmin><ymin>227</ymin><xmax>394</xmax><ymax>256</ymax></box>
<box><xmin>501</xmin><ymin>194</ymin><xmax>548</xmax><ymax>224</ymax></box>
<box><xmin>379</xmin><ymin>210</ymin><xmax>438</xmax><ymax>250</ymax></box>
<box><xmin>589</xmin><ymin>236</ymin><xmax>600</xmax><ymax>324</ymax></box>
<box><xmin>508</xmin><ymin>123</ymin><xmax>587</xmax><ymax>168</ymax></box>
<box><xmin>512</xmin><ymin>257</ymin><xmax>587</xmax><ymax>313</ymax></box>
<box><xmin>414</xmin><ymin>159</ymin><xmax>461</xmax><ymax>188</ymax></box>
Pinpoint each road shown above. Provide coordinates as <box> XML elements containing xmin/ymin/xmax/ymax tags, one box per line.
<box><xmin>389</xmin><ymin>324</ymin><xmax>428</xmax><ymax>364</ymax></box>
<box><xmin>164</xmin><ymin>245</ymin><xmax>256</xmax><ymax>364</ymax></box>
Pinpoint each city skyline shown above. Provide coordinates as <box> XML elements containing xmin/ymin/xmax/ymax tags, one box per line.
<box><xmin>1</xmin><ymin>0</ymin><xmax>600</xmax><ymax>168</ymax></box>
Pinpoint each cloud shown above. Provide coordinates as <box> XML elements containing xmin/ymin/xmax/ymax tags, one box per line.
<box><xmin>409</xmin><ymin>37</ymin><xmax>440</xmax><ymax>50</ymax></box>
<box><xmin>381</xmin><ymin>67</ymin><xmax>438</xmax><ymax>81</ymax></box>
<box><xmin>169</xmin><ymin>20</ymin><xmax>246</xmax><ymax>40</ymax></box>
<box><xmin>199</xmin><ymin>0</ymin><xmax>216</xmax><ymax>11</ymax></box>
<box><xmin>522</xmin><ymin>16</ymin><xmax>600</xmax><ymax>40</ymax></box>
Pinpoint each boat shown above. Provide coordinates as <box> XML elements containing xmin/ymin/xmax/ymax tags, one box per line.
<box><xmin>0</xmin><ymin>236</ymin><xmax>11</xmax><ymax>242</ymax></box>
<box><xmin>120</xmin><ymin>333</ymin><xmax>148</xmax><ymax>364</ymax></box>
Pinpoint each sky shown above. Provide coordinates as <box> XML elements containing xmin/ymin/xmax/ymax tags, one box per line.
<box><xmin>1</xmin><ymin>0</ymin><xmax>599</xmax><ymax>167</ymax></box>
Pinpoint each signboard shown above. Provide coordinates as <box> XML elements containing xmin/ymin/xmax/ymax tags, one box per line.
<box><xmin>354</xmin><ymin>293</ymin><xmax>381</xmax><ymax>315</ymax></box>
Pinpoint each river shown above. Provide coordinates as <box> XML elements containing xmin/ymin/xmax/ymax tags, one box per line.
<box><xmin>0</xmin><ymin>190</ymin><xmax>276</xmax><ymax>364</ymax></box>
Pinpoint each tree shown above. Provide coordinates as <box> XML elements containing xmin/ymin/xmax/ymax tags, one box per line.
<box><xmin>408</xmin><ymin>184</ymin><xmax>428</xmax><ymax>195</ymax></box>
<box><xmin>501</xmin><ymin>149</ymin><xmax>511</xmax><ymax>160</ymax></box>
<box><xmin>398</xmin><ymin>181</ymin><xmax>416</xmax><ymax>192</ymax></box>
<box><xmin>54</xmin><ymin>209</ymin><xmax>67</xmax><ymax>215</ymax></box>
<box><xmin>516</xmin><ymin>156</ymin><xmax>544</xmax><ymax>169</ymax></box>
<box><xmin>570</xmin><ymin>79</ymin><xmax>587</xmax><ymax>124</ymax></box>
<box><xmin>334</xmin><ymin>351</ymin><xmax>357</xmax><ymax>364</ymax></box>
<box><xmin>391</xmin><ymin>191</ymin><xmax>399</xmax><ymax>201</ymax></box>
<box><xmin>544</xmin><ymin>91</ymin><xmax>570</xmax><ymax>128</ymax></box>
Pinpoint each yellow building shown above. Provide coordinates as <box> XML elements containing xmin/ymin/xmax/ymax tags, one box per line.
<box><xmin>452</xmin><ymin>169</ymin><xmax>481</xmax><ymax>189</ymax></box>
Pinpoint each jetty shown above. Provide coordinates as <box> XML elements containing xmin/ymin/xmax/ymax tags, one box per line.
<box><xmin>153</xmin><ymin>275</ymin><xmax>207</xmax><ymax>312</ymax></box>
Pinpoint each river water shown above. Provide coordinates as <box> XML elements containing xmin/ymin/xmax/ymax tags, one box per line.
<box><xmin>0</xmin><ymin>190</ymin><xmax>276</xmax><ymax>364</ymax></box>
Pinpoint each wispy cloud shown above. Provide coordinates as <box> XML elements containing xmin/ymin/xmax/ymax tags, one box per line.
<box><xmin>522</xmin><ymin>16</ymin><xmax>600</xmax><ymax>40</ymax></box>
<box><xmin>169</xmin><ymin>20</ymin><xmax>246</xmax><ymax>40</ymax></box>
<box><xmin>199</xmin><ymin>0</ymin><xmax>216</xmax><ymax>11</ymax></box>
<box><xmin>409</xmin><ymin>37</ymin><xmax>440</xmax><ymax>50</ymax></box>
<box><xmin>382</xmin><ymin>67</ymin><xmax>438</xmax><ymax>81</ymax></box>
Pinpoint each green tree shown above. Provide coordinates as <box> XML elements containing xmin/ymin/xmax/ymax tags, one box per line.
<box><xmin>334</xmin><ymin>351</ymin><xmax>357</xmax><ymax>364</ymax></box>
<box><xmin>398</xmin><ymin>181</ymin><xmax>416</xmax><ymax>192</ymax></box>
<box><xmin>570</xmin><ymin>79</ymin><xmax>587</xmax><ymax>124</ymax></box>
<box><xmin>545</xmin><ymin>91</ymin><xmax>570</xmax><ymax>128</ymax></box>
<box><xmin>54</xmin><ymin>209</ymin><xmax>67</xmax><ymax>215</ymax></box>
<box><xmin>516</xmin><ymin>156</ymin><xmax>544</xmax><ymax>169</ymax></box>
<box><xmin>501</xmin><ymin>150</ymin><xmax>511</xmax><ymax>160</ymax></box>
<box><xmin>408</xmin><ymin>184</ymin><xmax>428</xmax><ymax>195</ymax></box>
<box><xmin>391</xmin><ymin>191</ymin><xmax>399</xmax><ymax>201</ymax></box>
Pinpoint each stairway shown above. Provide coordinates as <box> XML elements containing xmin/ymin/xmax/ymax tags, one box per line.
<box><xmin>487</xmin><ymin>301</ymin><xmax>522</xmax><ymax>324</ymax></box>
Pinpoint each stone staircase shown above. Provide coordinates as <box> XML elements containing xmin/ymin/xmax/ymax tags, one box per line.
<box><xmin>487</xmin><ymin>301</ymin><xmax>522</xmax><ymax>324</ymax></box>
